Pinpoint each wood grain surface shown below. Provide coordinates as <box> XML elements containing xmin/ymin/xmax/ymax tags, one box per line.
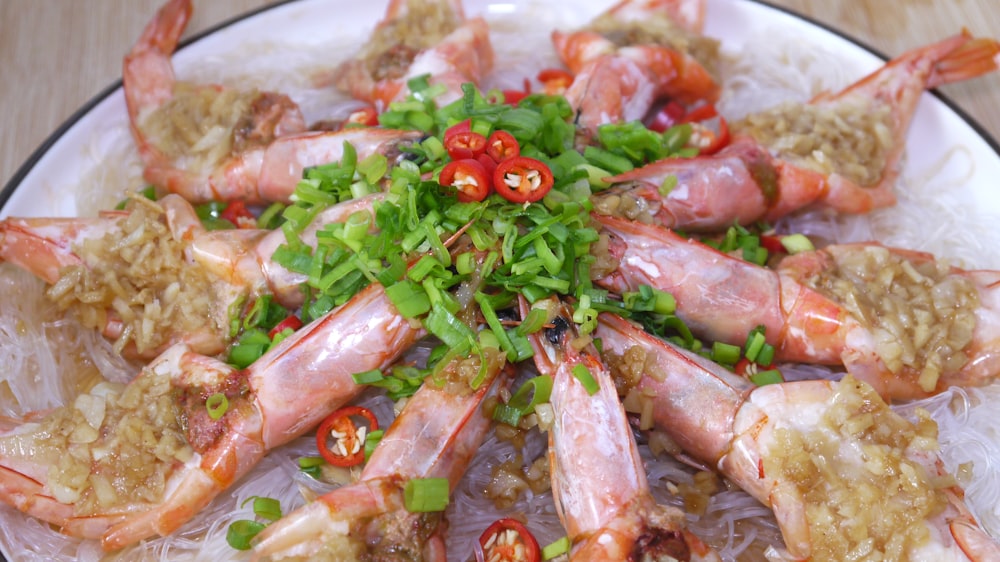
<box><xmin>1</xmin><ymin>0</ymin><xmax>997</xmax><ymax>193</ymax></box>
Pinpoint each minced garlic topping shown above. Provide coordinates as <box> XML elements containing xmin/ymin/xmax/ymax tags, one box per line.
<box><xmin>0</xmin><ymin>367</ymin><xmax>192</xmax><ymax>515</ymax></box>
<box><xmin>733</xmin><ymin>97</ymin><xmax>894</xmax><ymax>187</ymax></box>
<box><xmin>46</xmin><ymin>197</ymin><xmax>222</xmax><ymax>356</ymax></box>
<box><xmin>803</xmin><ymin>245</ymin><xmax>978</xmax><ymax>392</ymax></box>
<box><xmin>765</xmin><ymin>376</ymin><xmax>951</xmax><ymax>560</ymax></box>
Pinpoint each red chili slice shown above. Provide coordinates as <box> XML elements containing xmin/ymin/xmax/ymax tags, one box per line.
<box><xmin>268</xmin><ymin>315</ymin><xmax>303</xmax><ymax>339</ymax></box>
<box><xmin>759</xmin><ymin>234</ymin><xmax>786</xmax><ymax>255</ymax></box>
<box><xmin>440</xmin><ymin>158</ymin><xmax>492</xmax><ymax>202</ymax></box>
<box><xmin>445</xmin><ymin>131</ymin><xmax>488</xmax><ymax>160</ymax></box>
<box><xmin>646</xmin><ymin>100</ymin><xmax>688</xmax><ymax>133</ymax></box>
<box><xmin>345</xmin><ymin>105</ymin><xmax>379</xmax><ymax>127</ymax></box>
<box><xmin>537</xmin><ymin>68</ymin><xmax>575</xmax><ymax>94</ymax></box>
<box><xmin>443</xmin><ymin>119</ymin><xmax>472</xmax><ymax>143</ymax></box>
<box><xmin>734</xmin><ymin>357</ymin><xmax>775</xmax><ymax>378</ymax></box>
<box><xmin>476</xmin><ymin>153</ymin><xmax>498</xmax><ymax>178</ymax></box>
<box><xmin>220</xmin><ymin>200</ymin><xmax>256</xmax><ymax>228</ymax></box>
<box><xmin>681</xmin><ymin>103</ymin><xmax>730</xmax><ymax>155</ymax></box>
<box><xmin>493</xmin><ymin>156</ymin><xmax>553</xmax><ymax>204</ymax></box>
<box><xmin>316</xmin><ymin>406</ymin><xmax>379</xmax><ymax>467</ymax></box>
<box><xmin>486</xmin><ymin>130</ymin><xmax>520</xmax><ymax>163</ymax></box>
<box><xmin>474</xmin><ymin>518</ymin><xmax>541</xmax><ymax>562</ymax></box>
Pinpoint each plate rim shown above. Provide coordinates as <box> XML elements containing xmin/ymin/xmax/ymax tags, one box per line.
<box><xmin>2</xmin><ymin>0</ymin><xmax>998</xmax><ymax>213</ymax></box>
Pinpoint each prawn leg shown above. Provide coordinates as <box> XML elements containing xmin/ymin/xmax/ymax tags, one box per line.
<box><xmin>595</xmin><ymin>313</ymin><xmax>1000</xmax><ymax>561</ymax></box>
<box><xmin>0</xmin><ymin>282</ymin><xmax>423</xmax><ymax>550</ymax></box>
<box><xmin>250</xmin><ymin>346</ymin><xmax>510</xmax><ymax>561</ymax></box>
<box><xmin>525</xmin><ymin>297</ymin><xmax>719</xmax><ymax>561</ymax></box>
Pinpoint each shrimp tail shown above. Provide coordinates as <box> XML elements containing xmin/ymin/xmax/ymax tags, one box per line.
<box><xmin>122</xmin><ymin>0</ymin><xmax>189</xmax><ymax>116</ymax></box>
<box><xmin>929</xmin><ymin>33</ymin><xmax>1000</xmax><ymax>87</ymax></box>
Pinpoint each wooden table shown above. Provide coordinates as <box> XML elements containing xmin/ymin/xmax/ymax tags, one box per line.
<box><xmin>1</xmin><ymin>0</ymin><xmax>998</xmax><ymax>193</ymax></box>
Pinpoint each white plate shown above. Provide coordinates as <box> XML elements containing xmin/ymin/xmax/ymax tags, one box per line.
<box><xmin>2</xmin><ymin>0</ymin><xmax>999</xmax><ymax>560</ymax></box>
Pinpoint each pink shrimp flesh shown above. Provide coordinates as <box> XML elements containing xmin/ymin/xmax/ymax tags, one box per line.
<box><xmin>596</xmin><ymin>31</ymin><xmax>1000</xmax><ymax>232</ymax></box>
<box><xmin>125</xmin><ymin>0</ymin><xmax>422</xmax><ymax>204</ymax></box>
<box><xmin>250</xmin><ymin>347</ymin><xmax>509</xmax><ymax>561</ymax></box>
<box><xmin>526</xmin><ymin>298</ymin><xmax>720</xmax><ymax>561</ymax></box>
<box><xmin>594</xmin><ymin>213</ymin><xmax>1000</xmax><ymax>400</ymax></box>
<box><xmin>0</xmin><ymin>282</ymin><xmax>423</xmax><ymax>550</ymax></box>
<box><xmin>596</xmin><ymin>313</ymin><xmax>1000</xmax><ymax>561</ymax></box>
<box><xmin>331</xmin><ymin>0</ymin><xmax>494</xmax><ymax>111</ymax></box>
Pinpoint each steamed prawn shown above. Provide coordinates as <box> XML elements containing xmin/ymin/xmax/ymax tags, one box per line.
<box><xmin>592</xmin><ymin>31</ymin><xmax>1000</xmax><ymax>231</ymax></box>
<box><xmin>125</xmin><ymin>0</ymin><xmax>420</xmax><ymax>204</ymax></box>
<box><xmin>526</xmin><ymin>298</ymin><xmax>720</xmax><ymax>561</ymax></box>
<box><xmin>594</xmin><ymin>213</ymin><xmax>1000</xmax><ymax>400</ymax></box>
<box><xmin>596</xmin><ymin>313</ymin><xmax>1000</xmax><ymax>561</ymax></box>
<box><xmin>552</xmin><ymin>0</ymin><xmax>720</xmax><ymax>139</ymax></box>
<box><xmin>0</xmin><ymin>282</ymin><xmax>422</xmax><ymax>551</ymax></box>
<box><xmin>331</xmin><ymin>0</ymin><xmax>494</xmax><ymax>110</ymax></box>
<box><xmin>250</xmin><ymin>346</ymin><xmax>508</xmax><ymax>561</ymax></box>
<box><xmin>0</xmin><ymin>193</ymin><xmax>384</xmax><ymax>358</ymax></box>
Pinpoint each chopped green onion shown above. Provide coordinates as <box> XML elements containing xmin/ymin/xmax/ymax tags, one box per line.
<box><xmin>542</xmin><ymin>536</ymin><xmax>571</xmax><ymax>560</ymax></box>
<box><xmin>226</xmin><ymin>520</ymin><xmax>266</xmax><ymax>551</ymax></box>
<box><xmin>384</xmin><ymin>280</ymin><xmax>431</xmax><ymax>319</ymax></box>
<box><xmin>352</xmin><ymin>369</ymin><xmax>385</xmax><ymax>385</ymax></box>
<box><xmin>206</xmin><ymin>393</ymin><xmax>229</xmax><ymax>420</ymax></box>
<box><xmin>425</xmin><ymin>303</ymin><xmax>476</xmax><ymax>355</ymax></box>
<box><xmin>298</xmin><ymin>456</ymin><xmax>324</xmax><ymax>478</ymax></box>
<box><xmin>711</xmin><ymin>341</ymin><xmax>741</xmax><ymax>365</ymax></box>
<box><xmin>492</xmin><ymin>402</ymin><xmax>524</xmax><ymax>426</ymax></box>
<box><xmin>257</xmin><ymin>202</ymin><xmax>286</xmax><ymax>229</ymax></box>
<box><xmin>516</xmin><ymin>307</ymin><xmax>548</xmax><ymax>335</ymax></box>
<box><xmin>241</xmin><ymin>496</ymin><xmax>283</xmax><ymax>521</ymax></box>
<box><xmin>756</xmin><ymin>343</ymin><xmax>776</xmax><ymax>367</ymax></box>
<box><xmin>659</xmin><ymin>174</ymin><xmax>678</xmax><ymax>196</ymax></box>
<box><xmin>571</xmin><ymin>364</ymin><xmax>600</xmax><ymax>395</ymax></box>
<box><xmin>780</xmin><ymin>233</ymin><xmax>815</xmax><ymax>254</ymax></box>
<box><xmin>507</xmin><ymin>376</ymin><xmax>553</xmax><ymax>415</ymax></box>
<box><xmin>365</xmin><ymin>429</ymin><xmax>385</xmax><ymax>461</ymax></box>
<box><xmin>228</xmin><ymin>342</ymin><xmax>267</xmax><ymax>369</ymax></box>
<box><xmin>576</xmin><ymin>163</ymin><xmax>613</xmax><ymax>189</ymax></box>
<box><xmin>404</xmin><ymin>477</ymin><xmax>450</xmax><ymax>512</ymax></box>
<box><xmin>744</xmin><ymin>328</ymin><xmax>767</xmax><ymax>363</ymax></box>
<box><xmin>583</xmin><ymin>145</ymin><xmax>633</xmax><ymax>175</ymax></box>
<box><xmin>749</xmin><ymin>368</ymin><xmax>784</xmax><ymax>386</ymax></box>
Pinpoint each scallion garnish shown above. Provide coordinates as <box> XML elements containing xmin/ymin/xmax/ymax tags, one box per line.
<box><xmin>364</xmin><ymin>429</ymin><xmax>385</xmax><ymax>461</ymax></box>
<box><xmin>298</xmin><ymin>456</ymin><xmax>324</xmax><ymax>478</ymax></box>
<box><xmin>241</xmin><ymin>496</ymin><xmax>283</xmax><ymax>521</ymax></box>
<box><xmin>542</xmin><ymin>536</ymin><xmax>571</xmax><ymax>560</ymax></box>
<box><xmin>226</xmin><ymin>520</ymin><xmax>266</xmax><ymax>551</ymax></box>
<box><xmin>749</xmin><ymin>369</ymin><xmax>784</xmax><ymax>386</ymax></box>
<box><xmin>206</xmin><ymin>393</ymin><xmax>229</xmax><ymax>420</ymax></box>
<box><xmin>571</xmin><ymin>364</ymin><xmax>600</xmax><ymax>395</ymax></box>
<box><xmin>404</xmin><ymin>477</ymin><xmax>450</xmax><ymax>512</ymax></box>
<box><xmin>508</xmin><ymin>376</ymin><xmax>553</xmax><ymax>415</ymax></box>
<box><xmin>711</xmin><ymin>341</ymin><xmax>742</xmax><ymax>366</ymax></box>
